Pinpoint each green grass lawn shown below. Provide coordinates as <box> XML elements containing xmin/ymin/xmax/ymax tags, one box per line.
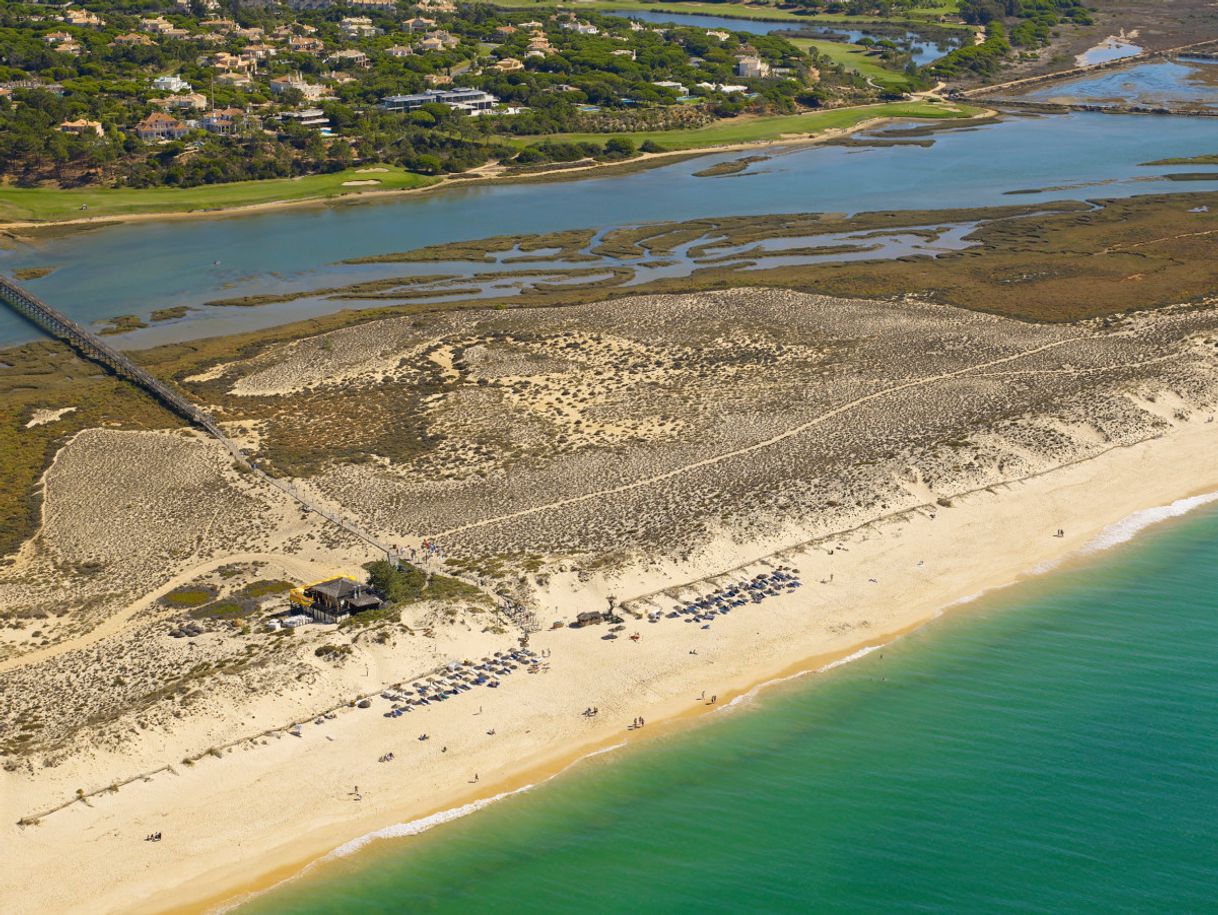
<box><xmin>789</xmin><ymin>37</ymin><xmax>915</xmax><ymax>90</ymax></box>
<box><xmin>518</xmin><ymin>101</ymin><xmax>979</xmax><ymax>151</ymax></box>
<box><xmin>490</xmin><ymin>0</ymin><xmax>967</xmax><ymax>28</ymax></box>
<box><xmin>0</xmin><ymin>166</ymin><xmax>439</xmax><ymax>224</ymax></box>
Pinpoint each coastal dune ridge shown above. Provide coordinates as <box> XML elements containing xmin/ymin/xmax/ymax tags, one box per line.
<box><xmin>2</xmin><ymin>287</ymin><xmax>1218</xmax><ymax>915</ymax></box>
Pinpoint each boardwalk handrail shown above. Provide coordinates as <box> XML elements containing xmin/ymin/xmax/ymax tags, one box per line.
<box><xmin>963</xmin><ymin>37</ymin><xmax>1218</xmax><ymax>99</ymax></box>
<box><xmin>0</xmin><ymin>274</ymin><xmax>400</xmax><ymax>560</ymax></box>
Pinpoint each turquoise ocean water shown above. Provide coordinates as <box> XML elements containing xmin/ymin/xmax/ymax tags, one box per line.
<box><xmin>243</xmin><ymin>503</ymin><xmax>1218</xmax><ymax>913</ymax></box>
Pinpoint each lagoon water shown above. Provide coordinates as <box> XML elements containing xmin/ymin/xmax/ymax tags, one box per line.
<box><xmin>243</xmin><ymin>502</ymin><xmax>1218</xmax><ymax>913</ymax></box>
<box><xmin>2</xmin><ymin>110</ymin><xmax>1217</xmax><ymax>348</ymax></box>
<box><xmin>1025</xmin><ymin>58</ymin><xmax>1218</xmax><ymax>110</ymax></box>
<box><xmin>607</xmin><ymin>9</ymin><xmax>959</xmax><ymax>66</ymax></box>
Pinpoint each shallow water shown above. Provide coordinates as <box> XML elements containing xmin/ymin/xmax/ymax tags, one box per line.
<box><xmin>1023</xmin><ymin>58</ymin><xmax>1218</xmax><ymax>109</ymax></box>
<box><xmin>242</xmin><ymin>502</ymin><xmax>1218</xmax><ymax>913</ymax></box>
<box><xmin>3</xmin><ymin>111</ymin><xmax>1217</xmax><ymax>348</ymax></box>
<box><xmin>608</xmin><ymin>8</ymin><xmax>958</xmax><ymax>66</ymax></box>
<box><xmin>1076</xmin><ymin>37</ymin><xmax>1143</xmax><ymax>67</ymax></box>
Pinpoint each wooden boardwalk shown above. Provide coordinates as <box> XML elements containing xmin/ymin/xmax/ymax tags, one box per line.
<box><xmin>0</xmin><ymin>275</ymin><xmax>401</xmax><ymax>560</ymax></box>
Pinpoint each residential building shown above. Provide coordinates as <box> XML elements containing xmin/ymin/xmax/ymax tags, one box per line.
<box><xmin>152</xmin><ymin>74</ymin><xmax>192</xmax><ymax>93</ymax></box>
<box><xmin>270</xmin><ymin>75</ymin><xmax>328</xmax><ymax>100</ymax></box>
<box><xmin>404</xmin><ymin>16</ymin><xmax>436</xmax><ymax>32</ymax></box>
<box><xmin>153</xmin><ymin>92</ymin><xmax>208</xmax><ymax>111</ymax></box>
<box><xmin>697</xmin><ymin>81</ymin><xmax>748</xmax><ymax>94</ymax></box>
<box><xmin>50</xmin><ymin>38</ymin><xmax>83</xmax><ymax>56</ymax></box>
<box><xmin>63</xmin><ymin>9</ymin><xmax>105</xmax><ymax>28</ymax></box>
<box><xmin>561</xmin><ymin>21</ymin><xmax>599</xmax><ymax>35</ymax></box>
<box><xmin>494</xmin><ymin>56</ymin><xmax>524</xmax><ymax>72</ymax></box>
<box><xmin>215</xmin><ymin>71</ymin><xmax>253</xmax><ymax>88</ymax></box>
<box><xmin>134</xmin><ymin>112</ymin><xmax>189</xmax><ymax>141</ymax></box>
<box><xmin>425</xmin><ymin>29</ymin><xmax>458</xmax><ymax>47</ymax></box>
<box><xmin>241</xmin><ymin>43</ymin><xmax>278</xmax><ymax>63</ymax></box>
<box><xmin>59</xmin><ymin>118</ymin><xmax>104</xmax><ymax>137</ymax></box>
<box><xmin>350</xmin><ymin>0</ymin><xmax>396</xmax><ymax>8</ymax></box>
<box><xmin>327</xmin><ymin>48</ymin><xmax>370</xmax><ymax>68</ymax></box>
<box><xmin>493</xmin><ymin>25</ymin><xmax>517</xmax><ymax>40</ymax></box>
<box><xmin>707</xmin><ymin>29</ymin><xmax>729</xmax><ymax>40</ymax></box>
<box><xmin>278</xmin><ymin>107</ymin><xmax>331</xmax><ymax>130</ymax></box>
<box><xmin>212</xmin><ymin>51</ymin><xmax>255</xmax><ymax>72</ymax></box>
<box><xmin>284</xmin><ymin>0</ymin><xmax>336</xmax><ymax>9</ymax></box>
<box><xmin>735</xmin><ymin>55</ymin><xmax>770</xmax><ymax>78</ymax></box>
<box><xmin>201</xmin><ymin>107</ymin><xmax>250</xmax><ymax>135</ymax></box>
<box><xmin>611</xmin><ymin>48</ymin><xmax>635</xmax><ymax>60</ymax></box>
<box><xmin>652</xmin><ymin>80</ymin><xmax>688</xmax><ymax>96</ymax></box>
<box><xmin>381</xmin><ymin>87</ymin><xmax>497</xmax><ymax>113</ymax></box>
<box><xmin>140</xmin><ymin>17</ymin><xmax>187</xmax><ymax>38</ymax></box>
<box><xmin>286</xmin><ymin>35</ymin><xmax>325</xmax><ymax>55</ymax></box>
<box><xmin>386</xmin><ymin>44</ymin><xmax>413</xmax><ymax>58</ymax></box>
<box><xmin>339</xmin><ymin>16</ymin><xmax>378</xmax><ymax>38</ymax></box>
<box><xmin>112</xmin><ymin>32</ymin><xmax>154</xmax><ymax>47</ymax></box>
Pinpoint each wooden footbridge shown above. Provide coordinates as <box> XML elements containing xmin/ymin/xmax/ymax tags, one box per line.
<box><xmin>962</xmin><ymin>37</ymin><xmax>1218</xmax><ymax>101</ymax></box>
<box><xmin>0</xmin><ymin>274</ymin><xmax>401</xmax><ymax>561</ymax></box>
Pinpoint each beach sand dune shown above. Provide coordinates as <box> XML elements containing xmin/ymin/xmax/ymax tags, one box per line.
<box><xmin>2</xmin><ymin>290</ymin><xmax>1218</xmax><ymax>913</ymax></box>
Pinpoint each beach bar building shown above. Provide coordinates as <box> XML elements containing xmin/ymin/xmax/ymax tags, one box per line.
<box><xmin>290</xmin><ymin>576</ymin><xmax>382</xmax><ymax>623</ymax></box>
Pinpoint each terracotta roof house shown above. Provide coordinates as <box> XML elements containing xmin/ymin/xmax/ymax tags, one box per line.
<box><xmin>135</xmin><ymin>112</ymin><xmax>188</xmax><ymax>142</ymax></box>
<box><xmin>59</xmin><ymin>118</ymin><xmax>104</xmax><ymax>137</ymax></box>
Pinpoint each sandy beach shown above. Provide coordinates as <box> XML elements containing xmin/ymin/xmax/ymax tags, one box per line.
<box><xmin>3</xmin><ymin>407</ymin><xmax>1217</xmax><ymax>914</ymax></box>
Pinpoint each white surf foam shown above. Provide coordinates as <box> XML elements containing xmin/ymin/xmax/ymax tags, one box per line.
<box><xmin>325</xmin><ymin>784</ymin><xmax>537</xmax><ymax>859</ymax></box>
<box><xmin>213</xmin><ymin>740</ymin><xmax>630</xmax><ymax>913</ymax></box>
<box><xmin>816</xmin><ymin>644</ymin><xmax>883</xmax><ymax>673</ymax></box>
<box><xmin>721</xmin><ymin>641</ymin><xmax>889</xmax><ymax>713</ymax></box>
<box><xmin>722</xmin><ymin>668</ymin><xmax>813</xmax><ymax>710</ymax></box>
<box><xmin>1082</xmin><ymin>490</ymin><xmax>1218</xmax><ymax>554</ymax></box>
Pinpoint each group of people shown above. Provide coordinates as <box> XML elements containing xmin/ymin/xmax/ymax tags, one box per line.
<box><xmin>581</xmin><ymin>707</ymin><xmax>600</xmax><ymax>717</ymax></box>
<box><xmin>417</xmin><ymin>539</ymin><xmax>444</xmax><ymax>561</ymax></box>
<box><xmin>144</xmin><ymin>832</ymin><xmax>163</xmax><ymax>843</ymax></box>
<box><xmin>630</xmin><ymin>716</ymin><xmax>646</xmax><ymax>730</ymax></box>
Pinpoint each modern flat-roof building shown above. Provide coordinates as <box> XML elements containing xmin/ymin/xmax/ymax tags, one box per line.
<box><xmin>380</xmin><ymin>87</ymin><xmax>497</xmax><ymax>114</ymax></box>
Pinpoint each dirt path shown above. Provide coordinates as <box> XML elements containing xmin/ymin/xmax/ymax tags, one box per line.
<box><xmin>434</xmin><ymin>334</ymin><xmax>1087</xmax><ymax>538</ymax></box>
<box><xmin>0</xmin><ymin>552</ymin><xmax>323</xmax><ymax>674</ymax></box>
